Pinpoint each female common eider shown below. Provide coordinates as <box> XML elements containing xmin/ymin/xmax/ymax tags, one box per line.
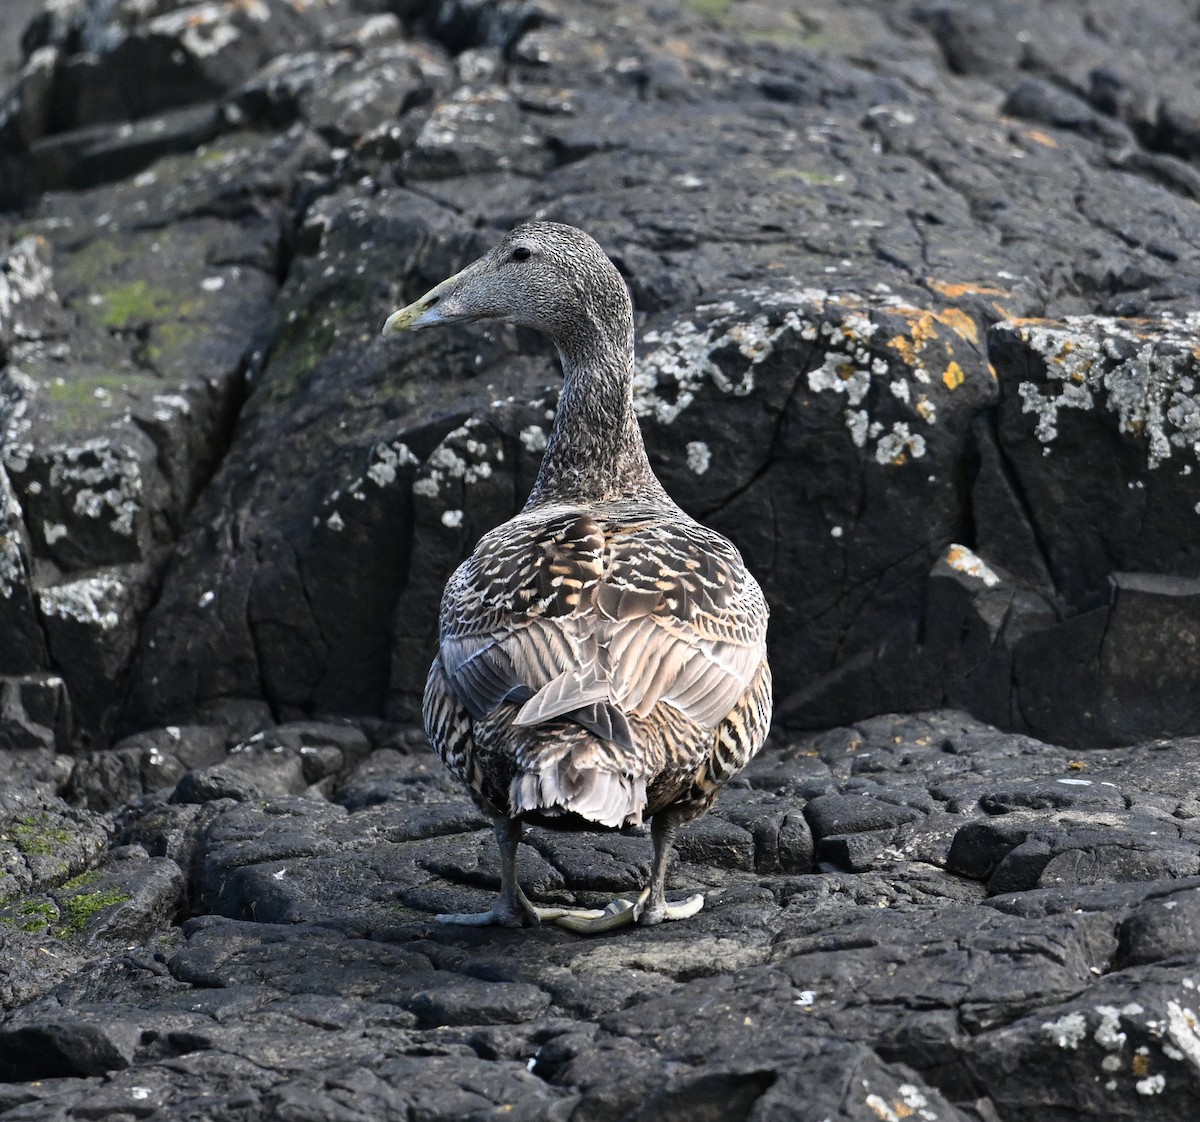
<box><xmin>383</xmin><ymin>222</ymin><xmax>771</xmax><ymax>933</ymax></box>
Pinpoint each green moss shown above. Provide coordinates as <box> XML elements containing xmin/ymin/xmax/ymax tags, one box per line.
<box><xmin>688</xmin><ymin>0</ymin><xmax>733</xmax><ymax>17</ymax></box>
<box><xmin>0</xmin><ymin>896</ymin><xmax>58</xmax><ymax>934</ymax></box>
<box><xmin>17</xmin><ymin>898</ymin><xmax>57</xmax><ymax>932</ymax></box>
<box><xmin>99</xmin><ymin>280</ymin><xmax>179</xmax><ymax>328</ymax></box>
<box><xmin>10</xmin><ymin>814</ymin><xmax>72</xmax><ymax>857</ymax></box>
<box><xmin>55</xmin><ymin>889</ymin><xmax>130</xmax><ymax>937</ymax></box>
<box><xmin>262</xmin><ymin>307</ymin><xmax>339</xmax><ymax>404</ymax></box>
<box><xmin>60</xmin><ymin>870</ymin><xmax>102</xmax><ymax>892</ymax></box>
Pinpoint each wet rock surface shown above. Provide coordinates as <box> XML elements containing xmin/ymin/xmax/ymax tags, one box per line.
<box><xmin>2</xmin><ymin>0</ymin><xmax>1200</xmax><ymax>1118</ymax></box>
<box><xmin>0</xmin><ymin>712</ymin><xmax>1199</xmax><ymax>1119</ymax></box>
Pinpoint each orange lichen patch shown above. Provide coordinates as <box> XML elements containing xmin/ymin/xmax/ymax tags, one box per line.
<box><xmin>935</xmin><ymin>307</ymin><xmax>980</xmax><ymax>344</ymax></box>
<box><xmin>1024</xmin><ymin>129</ymin><xmax>1059</xmax><ymax>148</ymax></box>
<box><xmin>1068</xmin><ymin>760</ymin><xmax>1086</xmax><ymax>771</ymax></box>
<box><xmin>888</xmin><ymin>333</ymin><xmax>918</xmax><ymax>365</ymax></box>
<box><xmin>887</xmin><ymin>306</ymin><xmax>981</xmax><ymax>373</ymax></box>
<box><xmin>943</xmin><ymin>362</ymin><xmax>965</xmax><ymax>390</ymax></box>
<box><xmin>1132</xmin><ymin>1054</ymin><xmax>1152</xmax><ymax>1077</ymax></box>
<box><xmin>1004</xmin><ymin>316</ymin><xmax>1058</xmax><ymax>330</ymax></box>
<box><xmin>916</xmin><ymin>396</ymin><xmax>936</xmax><ymax>421</ymax></box>
<box><xmin>988</xmin><ymin>363</ymin><xmax>997</xmax><ymax>380</ymax></box>
<box><xmin>911</xmin><ymin>313</ymin><xmax>938</xmax><ymax>349</ymax></box>
<box><xmin>927</xmin><ymin>279</ymin><xmax>1010</xmax><ymax>299</ymax></box>
<box><xmin>887</xmin><ymin>310</ymin><xmax>940</xmax><ymax>365</ymax></box>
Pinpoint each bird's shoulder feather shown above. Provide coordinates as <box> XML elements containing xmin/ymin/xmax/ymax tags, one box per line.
<box><xmin>436</xmin><ymin>502</ymin><xmax>767</xmax><ymax>732</ymax></box>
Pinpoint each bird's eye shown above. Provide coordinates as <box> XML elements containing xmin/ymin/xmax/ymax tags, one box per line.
<box><xmin>511</xmin><ymin>246</ymin><xmax>532</xmax><ymax>262</ymax></box>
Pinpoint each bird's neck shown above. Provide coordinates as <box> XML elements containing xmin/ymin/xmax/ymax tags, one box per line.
<box><xmin>527</xmin><ymin>324</ymin><xmax>666</xmax><ymax>508</ymax></box>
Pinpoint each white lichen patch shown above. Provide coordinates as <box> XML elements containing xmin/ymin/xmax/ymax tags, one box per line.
<box><xmin>1094</xmin><ymin>1005</ymin><xmax>1128</xmax><ymax>1052</ymax></box>
<box><xmin>897</xmin><ymin>1083</ymin><xmax>938</xmax><ymax>1121</ymax></box>
<box><xmin>0</xmin><ymin>467</ymin><xmax>29</xmax><ymax>599</ymax></box>
<box><xmin>685</xmin><ymin>440</ymin><xmax>711</xmax><ymax>475</ymax></box>
<box><xmin>441</xmin><ymin>508</ymin><xmax>464</xmax><ymax>528</ymax></box>
<box><xmin>0</xmin><ymin>235</ymin><xmax>55</xmax><ymax>341</ymax></box>
<box><xmin>413</xmin><ymin>419</ymin><xmax>502</xmax><ymax>505</ymax></box>
<box><xmin>520</xmin><ymin>425</ymin><xmax>547</xmax><ymax>453</ymax></box>
<box><xmin>874</xmin><ymin>422</ymin><xmax>927</xmax><ymax>465</ymax></box>
<box><xmin>149</xmin><ymin>1</ymin><xmax>269</xmax><ymax>62</ymax></box>
<box><xmin>46</xmin><ymin>438</ymin><xmax>143</xmax><ymax>538</ymax></box>
<box><xmin>1136</xmin><ymin>1074</ymin><xmax>1166</xmax><ymax>1096</ymax></box>
<box><xmin>326</xmin><ymin>510</ymin><xmax>345</xmax><ymax>532</ymax></box>
<box><xmin>151</xmin><ymin>393</ymin><xmax>191</xmax><ymax>424</ymax></box>
<box><xmin>944</xmin><ymin>544</ymin><xmax>1001</xmax><ymax>587</ymax></box>
<box><xmin>1008</xmin><ymin>315</ymin><xmax>1200</xmax><ymax>477</ymax></box>
<box><xmin>1043</xmin><ymin>1011</ymin><xmax>1088</xmax><ymax>1049</ymax></box>
<box><xmin>38</xmin><ymin>574</ymin><xmax>127</xmax><ymax>630</ymax></box>
<box><xmin>636</xmin><ymin>287</ymin><xmax>977</xmax><ymax>470</ymax></box>
<box><xmin>1165</xmin><ymin>1001</ymin><xmax>1200</xmax><ymax>1071</ymax></box>
<box><xmin>366</xmin><ymin>441</ymin><xmax>419</xmax><ymax>487</ymax></box>
<box><xmin>636</xmin><ymin>292</ymin><xmax>844</xmax><ymax>428</ymax></box>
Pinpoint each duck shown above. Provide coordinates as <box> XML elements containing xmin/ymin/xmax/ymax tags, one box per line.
<box><xmin>383</xmin><ymin>221</ymin><xmax>771</xmax><ymax>933</ymax></box>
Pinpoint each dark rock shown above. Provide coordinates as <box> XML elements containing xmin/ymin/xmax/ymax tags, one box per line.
<box><xmin>919</xmin><ymin>4</ymin><xmax>1027</xmax><ymax>77</ymax></box>
<box><xmin>804</xmin><ymin>793</ymin><xmax>924</xmax><ymax>838</ymax></box>
<box><xmin>1</xmin><ymin>713</ymin><xmax>1200</xmax><ymax>1117</ymax></box>
<box><xmin>923</xmin><ymin>544</ymin><xmax>1056</xmax><ymax>729</ymax></box>
<box><xmin>3</xmin><ymin>0</ymin><xmax>1200</xmax><ymax>1116</ymax></box>
<box><xmin>1002</xmin><ymin>78</ymin><xmax>1130</xmax><ymax>145</ymax></box>
<box><xmin>66</xmin><ymin>724</ymin><xmax>228</xmax><ymax>812</ymax></box>
<box><xmin>0</xmin><ymin>672</ymin><xmax>71</xmax><ymax>752</ymax></box>
<box><xmin>1116</xmin><ymin>884</ymin><xmax>1200</xmax><ymax>967</ymax></box>
<box><xmin>1</xmin><ymin>0</ymin><xmax>1174</xmax><ymax>742</ymax></box>
<box><xmin>0</xmin><ymin>1015</ymin><xmax>140</xmax><ymax>1080</ymax></box>
<box><xmin>405</xmin><ymin>978</ymin><xmax>551</xmax><ymax>1028</ymax></box>
<box><xmin>28</xmin><ymin>103</ymin><xmax>225</xmax><ymax>191</ymax></box>
<box><xmin>949</xmin><ymin>809</ymin><xmax>1200</xmax><ymax>896</ymax></box>
<box><xmin>991</xmin><ymin>317</ymin><xmax>1200</xmax><ymax>609</ymax></box>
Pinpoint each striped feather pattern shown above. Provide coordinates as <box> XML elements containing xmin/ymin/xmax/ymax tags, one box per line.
<box><xmin>423</xmin><ymin>498</ymin><xmax>772</xmax><ymax>829</ymax></box>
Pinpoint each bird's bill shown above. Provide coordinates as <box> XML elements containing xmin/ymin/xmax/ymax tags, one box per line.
<box><xmin>381</xmin><ymin>268</ymin><xmax>464</xmax><ymax>335</ymax></box>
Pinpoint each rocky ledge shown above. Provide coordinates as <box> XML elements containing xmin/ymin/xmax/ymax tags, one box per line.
<box><xmin>1</xmin><ymin>710</ymin><xmax>1199</xmax><ymax>1121</ymax></box>
<box><xmin>2</xmin><ymin>0</ymin><xmax>1200</xmax><ymax>1118</ymax></box>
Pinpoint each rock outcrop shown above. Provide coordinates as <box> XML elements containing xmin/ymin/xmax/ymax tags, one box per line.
<box><xmin>2</xmin><ymin>1</ymin><xmax>1200</xmax><ymax>1118</ymax></box>
<box><xmin>2</xmin><ymin>0</ymin><xmax>1200</xmax><ymax>750</ymax></box>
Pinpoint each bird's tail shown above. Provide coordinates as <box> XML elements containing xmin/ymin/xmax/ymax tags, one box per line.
<box><xmin>509</xmin><ymin>732</ymin><xmax>647</xmax><ymax>829</ymax></box>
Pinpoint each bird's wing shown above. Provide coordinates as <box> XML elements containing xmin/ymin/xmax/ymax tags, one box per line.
<box><xmin>590</xmin><ymin>517</ymin><xmax>768</xmax><ymax>729</ymax></box>
<box><xmin>435</xmin><ymin>508</ymin><xmax>768</xmax><ymax>740</ymax></box>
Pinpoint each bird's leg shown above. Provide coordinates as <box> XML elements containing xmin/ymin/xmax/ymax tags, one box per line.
<box><xmin>637</xmin><ymin>807</ymin><xmax>704</xmax><ymax>925</ymax></box>
<box><xmin>436</xmin><ymin>818</ymin><xmax>622</xmax><ymax>928</ymax></box>
<box><xmin>436</xmin><ymin>818</ymin><xmax>544</xmax><ymax>927</ymax></box>
<box><xmin>550</xmin><ymin>808</ymin><xmax>704</xmax><ymax>934</ymax></box>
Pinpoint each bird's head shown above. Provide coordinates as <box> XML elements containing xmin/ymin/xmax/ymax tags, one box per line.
<box><xmin>382</xmin><ymin>221</ymin><xmax>631</xmax><ymax>356</ymax></box>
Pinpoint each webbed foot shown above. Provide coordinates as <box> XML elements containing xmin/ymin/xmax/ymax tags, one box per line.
<box><xmin>549</xmin><ymin>888</ymin><xmax>705</xmax><ymax>934</ymax></box>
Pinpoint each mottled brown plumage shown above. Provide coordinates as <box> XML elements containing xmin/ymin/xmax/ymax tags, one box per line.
<box><xmin>384</xmin><ymin>222</ymin><xmax>771</xmax><ymax>931</ymax></box>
